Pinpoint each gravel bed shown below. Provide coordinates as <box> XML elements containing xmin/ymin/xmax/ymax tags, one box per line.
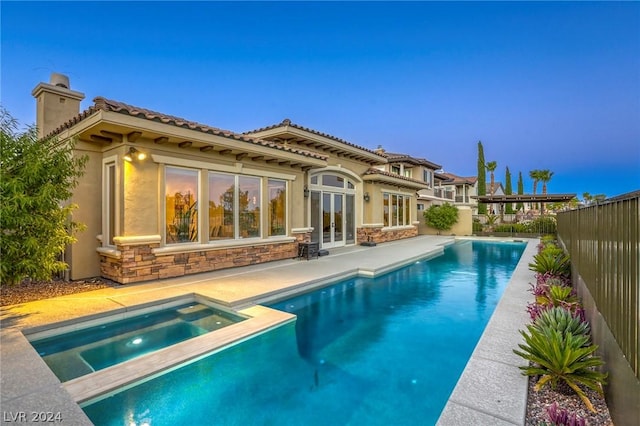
<box><xmin>1</xmin><ymin>278</ymin><xmax>114</xmax><ymax>306</ymax></box>
<box><xmin>525</xmin><ymin>376</ymin><xmax>613</xmax><ymax>425</ymax></box>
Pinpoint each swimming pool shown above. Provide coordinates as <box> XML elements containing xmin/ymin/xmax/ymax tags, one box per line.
<box><xmin>29</xmin><ymin>300</ymin><xmax>247</xmax><ymax>382</ymax></box>
<box><xmin>82</xmin><ymin>240</ymin><xmax>525</xmax><ymax>425</ymax></box>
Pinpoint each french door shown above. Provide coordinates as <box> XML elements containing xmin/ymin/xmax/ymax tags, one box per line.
<box><xmin>322</xmin><ymin>192</ymin><xmax>344</xmax><ymax>248</ymax></box>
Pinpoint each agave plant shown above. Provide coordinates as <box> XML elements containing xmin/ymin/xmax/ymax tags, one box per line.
<box><xmin>533</xmin><ymin>306</ymin><xmax>590</xmax><ymax>338</ymax></box>
<box><xmin>514</xmin><ymin>325</ymin><xmax>607</xmax><ymax>412</ymax></box>
<box><xmin>536</xmin><ymin>285</ymin><xmax>579</xmax><ymax>308</ymax></box>
<box><xmin>529</xmin><ymin>252</ymin><xmax>571</xmax><ymax>277</ymax></box>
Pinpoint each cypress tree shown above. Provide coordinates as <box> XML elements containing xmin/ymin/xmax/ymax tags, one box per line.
<box><xmin>477</xmin><ymin>141</ymin><xmax>487</xmax><ymax>214</ymax></box>
<box><xmin>516</xmin><ymin>171</ymin><xmax>524</xmax><ymax>212</ymax></box>
<box><xmin>505</xmin><ymin>166</ymin><xmax>514</xmax><ymax>214</ymax></box>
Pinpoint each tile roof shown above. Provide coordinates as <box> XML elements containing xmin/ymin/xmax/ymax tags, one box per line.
<box><xmin>48</xmin><ymin>98</ymin><xmax>328</xmax><ymax>161</ymax></box>
<box><xmin>244</xmin><ymin>118</ymin><xmax>384</xmax><ymax>158</ymax></box>
<box><xmin>439</xmin><ymin>172</ymin><xmax>478</xmax><ymax>185</ymax></box>
<box><xmin>363</xmin><ymin>168</ymin><xmax>429</xmax><ymax>187</ymax></box>
<box><xmin>382</xmin><ymin>151</ymin><xmax>442</xmax><ymax>169</ymax></box>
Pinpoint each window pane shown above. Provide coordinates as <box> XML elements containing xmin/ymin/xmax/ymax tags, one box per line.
<box><xmin>383</xmin><ymin>193</ymin><xmax>389</xmax><ymax>227</ymax></box>
<box><xmin>239</xmin><ymin>176</ymin><xmax>261</xmax><ymax>238</ymax></box>
<box><xmin>106</xmin><ymin>163</ymin><xmax>116</xmax><ymax>246</ymax></box>
<box><xmin>346</xmin><ymin>194</ymin><xmax>355</xmax><ymax>244</ymax></box>
<box><xmin>398</xmin><ymin>195</ymin><xmax>404</xmax><ymax>226</ymax></box>
<box><xmin>322</xmin><ymin>174</ymin><xmax>344</xmax><ymax>188</ymax></box>
<box><xmin>166</xmin><ymin>167</ymin><xmax>198</xmax><ymax>244</ymax></box>
<box><xmin>268</xmin><ymin>179</ymin><xmax>286</xmax><ymax>236</ymax></box>
<box><xmin>404</xmin><ymin>196</ymin><xmax>410</xmax><ymax>225</ymax></box>
<box><xmin>310</xmin><ymin>176</ymin><xmax>318</xmax><ymax>184</ymax></box>
<box><xmin>311</xmin><ymin>191</ymin><xmax>321</xmax><ymax>243</ymax></box>
<box><xmin>209</xmin><ymin>173</ymin><xmax>235</xmax><ymax>240</ymax></box>
<box><xmin>347</xmin><ymin>181</ymin><xmax>354</xmax><ymax>189</ymax></box>
<box><xmin>391</xmin><ymin>194</ymin><xmax>398</xmax><ymax>226</ymax></box>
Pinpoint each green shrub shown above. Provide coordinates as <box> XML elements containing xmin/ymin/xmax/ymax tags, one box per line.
<box><xmin>525</xmin><ymin>216</ymin><xmax>557</xmax><ymax>234</ymax></box>
<box><xmin>540</xmin><ymin>245</ymin><xmax>564</xmax><ymax>258</ymax></box>
<box><xmin>540</xmin><ymin>235</ymin><xmax>557</xmax><ymax>245</ymax></box>
<box><xmin>514</xmin><ymin>326</ymin><xmax>607</xmax><ymax>412</ymax></box>
<box><xmin>529</xmin><ymin>252</ymin><xmax>571</xmax><ymax>277</ymax></box>
<box><xmin>533</xmin><ymin>306</ymin><xmax>590</xmax><ymax>338</ymax></box>
<box><xmin>493</xmin><ymin>223</ymin><xmax>528</xmax><ymax>233</ymax></box>
<box><xmin>472</xmin><ymin>220</ymin><xmax>483</xmax><ymax>232</ymax></box>
<box><xmin>424</xmin><ymin>203</ymin><xmax>459</xmax><ymax>233</ymax></box>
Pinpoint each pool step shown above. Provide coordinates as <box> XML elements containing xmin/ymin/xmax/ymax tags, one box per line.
<box><xmin>176</xmin><ymin>304</ymin><xmax>211</xmax><ymax>321</ymax></box>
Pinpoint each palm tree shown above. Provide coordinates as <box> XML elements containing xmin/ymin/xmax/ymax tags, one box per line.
<box><xmin>539</xmin><ymin>170</ymin><xmax>554</xmax><ymax>195</ymax></box>
<box><xmin>529</xmin><ymin>169</ymin><xmax>543</xmax><ymax>211</ymax></box>
<box><xmin>538</xmin><ymin>169</ymin><xmax>554</xmax><ymax>215</ymax></box>
<box><xmin>486</xmin><ymin>161</ymin><xmax>497</xmax><ymax>195</ymax></box>
<box><xmin>529</xmin><ymin>169</ymin><xmax>542</xmax><ymax>195</ymax></box>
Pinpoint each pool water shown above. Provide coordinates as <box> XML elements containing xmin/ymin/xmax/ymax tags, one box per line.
<box><xmin>30</xmin><ymin>302</ymin><xmax>246</xmax><ymax>382</ymax></box>
<box><xmin>82</xmin><ymin>240</ymin><xmax>525</xmax><ymax>425</ymax></box>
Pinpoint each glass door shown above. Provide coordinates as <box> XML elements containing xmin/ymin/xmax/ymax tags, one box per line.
<box><xmin>322</xmin><ymin>192</ymin><xmax>344</xmax><ymax>248</ymax></box>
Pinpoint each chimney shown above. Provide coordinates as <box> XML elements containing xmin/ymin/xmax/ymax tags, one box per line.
<box><xmin>31</xmin><ymin>73</ymin><xmax>85</xmax><ymax>138</ymax></box>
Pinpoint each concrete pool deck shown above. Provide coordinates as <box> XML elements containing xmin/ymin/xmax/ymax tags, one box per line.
<box><xmin>1</xmin><ymin>236</ymin><xmax>537</xmax><ymax>425</ymax></box>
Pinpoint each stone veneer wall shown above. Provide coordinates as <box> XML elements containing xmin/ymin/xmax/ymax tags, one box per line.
<box><xmin>356</xmin><ymin>226</ymin><xmax>418</xmax><ymax>244</ymax></box>
<box><xmin>100</xmin><ymin>234</ymin><xmax>311</xmax><ymax>284</ymax></box>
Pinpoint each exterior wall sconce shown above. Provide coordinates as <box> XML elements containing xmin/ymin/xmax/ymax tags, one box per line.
<box><xmin>304</xmin><ymin>185</ymin><xmax>310</xmax><ymax>198</ymax></box>
<box><xmin>124</xmin><ymin>147</ymin><xmax>147</xmax><ymax>162</ymax></box>
<box><xmin>363</xmin><ymin>192</ymin><xmax>370</xmax><ymax>202</ymax></box>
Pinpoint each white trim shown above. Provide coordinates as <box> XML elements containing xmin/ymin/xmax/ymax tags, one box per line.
<box><xmin>102</xmin><ymin>156</ymin><xmax>119</xmax><ymax>248</ymax></box>
<box><xmin>379</xmin><ymin>187</ymin><xmax>414</xmax><ymax>197</ymax></box>
<box><xmin>113</xmin><ymin>235</ymin><xmax>162</xmax><ymax>245</ymax></box>
<box><xmin>381</xmin><ymin>225</ymin><xmax>416</xmax><ymax>232</ymax></box>
<box><xmin>361</xmin><ymin>223</ymin><xmax>385</xmax><ymax>228</ymax></box>
<box><xmin>96</xmin><ymin>247</ymin><xmax>121</xmax><ymax>259</ymax></box>
<box><xmin>291</xmin><ymin>227</ymin><xmax>313</xmax><ymax>233</ymax></box>
<box><xmin>310</xmin><ymin>166</ymin><xmax>363</xmax><ymax>183</ymax></box>
<box><xmin>152</xmin><ymin>237</ymin><xmax>296</xmax><ymax>255</ymax></box>
<box><xmin>152</xmin><ymin>154</ymin><xmax>296</xmax><ymax>181</ymax></box>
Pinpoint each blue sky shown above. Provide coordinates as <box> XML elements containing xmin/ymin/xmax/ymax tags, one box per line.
<box><xmin>2</xmin><ymin>1</ymin><xmax>639</xmax><ymax>198</ymax></box>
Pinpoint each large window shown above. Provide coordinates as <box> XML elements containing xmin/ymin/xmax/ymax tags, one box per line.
<box><xmin>423</xmin><ymin>169</ymin><xmax>433</xmax><ymax>188</ymax></box>
<box><xmin>268</xmin><ymin>179</ymin><xmax>286</xmax><ymax>236</ymax></box>
<box><xmin>383</xmin><ymin>192</ymin><xmax>411</xmax><ymax>227</ymax></box>
<box><xmin>209</xmin><ymin>173</ymin><xmax>235</xmax><ymax>240</ymax></box>
<box><xmin>239</xmin><ymin>176</ymin><xmax>261</xmax><ymax>238</ymax></box>
<box><xmin>166</xmin><ymin>167</ymin><xmax>199</xmax><ymax>244</ymax></box>
<box><xmin>208</xmin><ymin>173</ymin><xmax>262</xmax><ymax>240</ymax></box>
<box><xmin>165</xmin><ymin>164</ymin><xmax>289</xmax><ymax>244</ymax></box>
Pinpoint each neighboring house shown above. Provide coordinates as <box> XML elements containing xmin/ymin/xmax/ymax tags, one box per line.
<box><xmin>436</xmin><ymin>172</ymin><xmax>479</xmax><ymax>214</ymax></box>
<box><xmin>372</xmin><ymin>149</ymin><xmax>443</xmax><ymax>212</ymax></box>
<box><xmin>32</xmin><ymin>74</ymin><xmax>431</xmax><ymax>284</ymax></box>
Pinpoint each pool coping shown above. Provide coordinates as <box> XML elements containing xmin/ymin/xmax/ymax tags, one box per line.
<box><xmin>65</xmin><ymin>305</ymin><xmax>295</xmax><ymax>405</ymax></box>
<box><xmin>0</xmin><ymin>236</ymin><xmax>536</xmax><ymax>425</ymax></box>
<box><xmin>436</xmin><ymin>237</ymin><xmax>538</xmax><ymax>425</ymax></box>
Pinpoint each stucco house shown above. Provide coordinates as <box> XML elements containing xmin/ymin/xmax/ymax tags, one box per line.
<box><xmin>435</xmin><ymin>172</ymin><xmax>479</xmax><ymax>214</ymax></box>
<box><xmin>32</xmin><ymin>73</ymin><xmax>436</xmax><ymax>284</ymax></box>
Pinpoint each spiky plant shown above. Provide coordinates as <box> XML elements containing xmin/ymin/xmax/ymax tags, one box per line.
<box><xmin>529</xmin><ymin>252</ymin><xmax>571</xmax><ymax>277</ymax></box>
<box><xmin>544</xmin><ymin>402</ymin><xmax>586</xmax><ymax>426</ymax></box>
<box><xmin>536</xmin><ymin>285</ymin><xmax>579</xmax><ymax>308</ymax></box>
<box><xmin>514</xmin><ymin>326</ymin><xmax>607</xmax><ymax>412</ymax></box>
<box><xmin>533</xmin><ymin>306</ymin><xmax>590</xmax><ymax>338</ymax></box>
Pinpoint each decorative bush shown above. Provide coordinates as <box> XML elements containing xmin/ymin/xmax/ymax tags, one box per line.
<box><xmin>529</xmin><ymin>252</ymin><xmax>571</xmax><ymax>277</ymax></box>
<box><xmin>536</xmin><ymin>285</ymin><xmax>579</xmax><ymax>308</ymax></box>
<box><xmin>493</xmin><ymin>223</ymin><xmax>528</xmax><ymax>233</ymax></box>
<box><xmin>533</xmin><ymin>306</ymin><xmax>590</xmax><ymax>338</ymax></box>
<box><xmin>544</xmin><ymin>402</ymin><xmax>586</xmax><ymax>426</ymax></box>
<box><xmin>514</xmin><ymin>325</ymin><xmax>607</xmax><ymax>412</ymax></box>
<box><xmin>525</xmin><ymin>216</ymin><xmax>557</xmax><ymax>234</ymax></box>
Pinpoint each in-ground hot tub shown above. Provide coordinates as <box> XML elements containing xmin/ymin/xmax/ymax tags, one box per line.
<box><xmin>26</xmin><ymin>296</ymin><xmax>247</xmax><ymax>382</ymax></box>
